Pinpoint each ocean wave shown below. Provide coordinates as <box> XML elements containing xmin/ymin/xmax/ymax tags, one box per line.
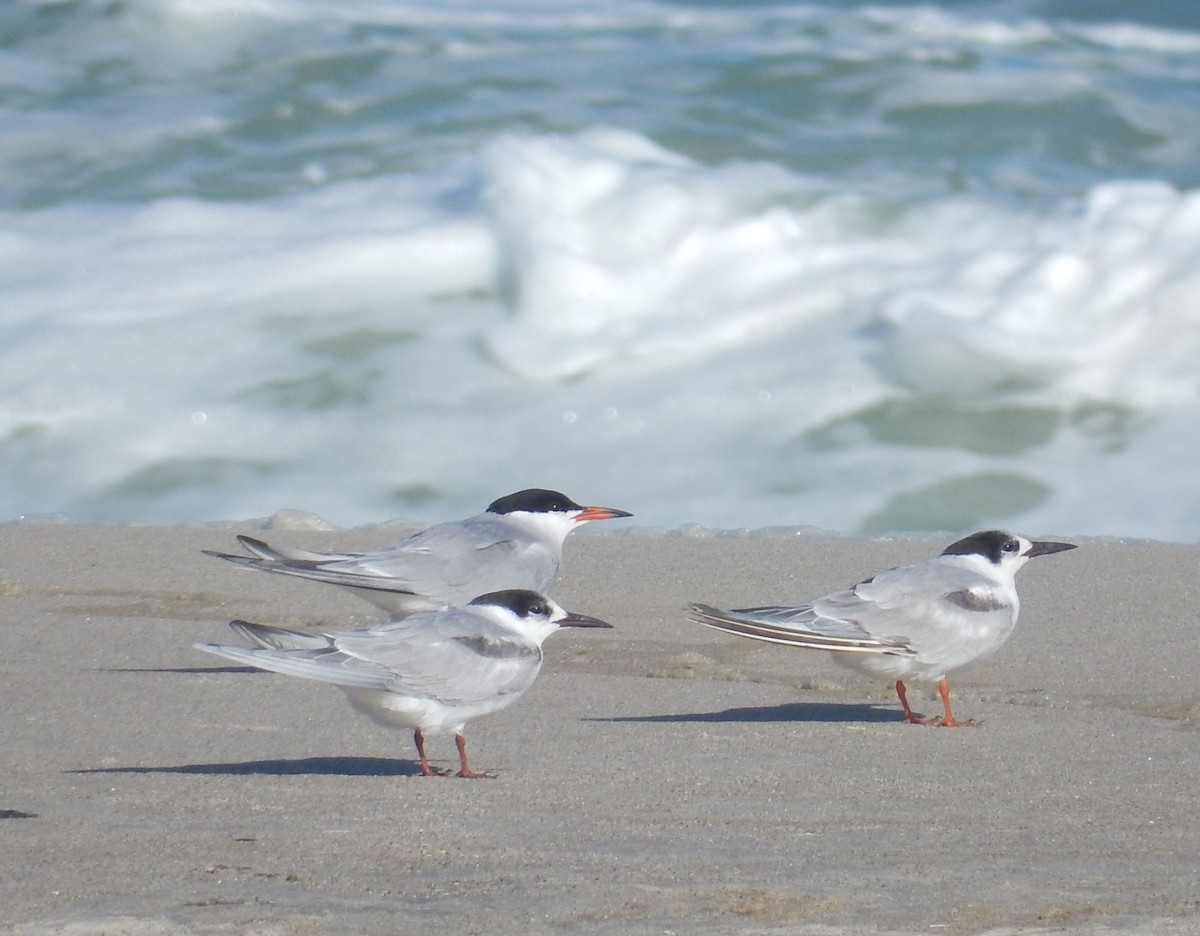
<box><xmin>3</xmin><ymin>2</ymin><xmax>1200</xmax><ymax>537</ymax></box>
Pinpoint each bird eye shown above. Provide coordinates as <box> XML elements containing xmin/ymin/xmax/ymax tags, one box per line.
<box><xmin>1002</xmin><ymin>540</ymin><xmax>1019</xmax><ymax>552</ymax></box>
<box><xmin>530</xmin><ymin>602</ymin><xmax>546</xmax><ymax>616</ymax></box>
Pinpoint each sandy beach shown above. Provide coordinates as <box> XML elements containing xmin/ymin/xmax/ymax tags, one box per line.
<box><xmin>1</xmin><ymin>520</ymin><xmax>1198</xmax><ymax>935</ymax></box>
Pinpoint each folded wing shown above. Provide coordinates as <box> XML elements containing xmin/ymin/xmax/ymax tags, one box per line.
<box><xmin>196</xmin><ymin>608</ymin><xmax>543</xmax><ymax>706</ymax></box>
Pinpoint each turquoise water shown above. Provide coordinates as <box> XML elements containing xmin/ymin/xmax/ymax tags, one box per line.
<box><xmin>3</xmin><ymin>1</ymin><xmax>1200</xmax><ymax>538</ymax></box>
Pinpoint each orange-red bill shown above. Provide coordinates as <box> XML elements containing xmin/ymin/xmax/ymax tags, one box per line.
<box><xmin>573</xmin><ymin>505</ymin><xmax>633</xmax><ymax>522</ymax></box>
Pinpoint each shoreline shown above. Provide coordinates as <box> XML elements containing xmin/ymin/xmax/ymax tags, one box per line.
<box><xmin>2</xmin><ymin>522</ymin><xmax>1197</xmax><ymax>934</ymax></box>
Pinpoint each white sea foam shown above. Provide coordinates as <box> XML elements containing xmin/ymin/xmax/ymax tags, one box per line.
<box><xmin>3</xmin><ymin>2</ymin><xmax>1200</xmax><ymax>538</ymax></box>
<box><xmin>481</xmin><ymin>132</ymin><xmax>1200</xmax><ymax>412</ymax></box>
<box><xmin>1075</xmin><ymin>21</ymin><xmax>1200</xmax><ymax>54</ymax></box>
<box><xmin>4</xmin><ymin>124</ymin><xmax>1200</xmax><ymax>537</ymax></box>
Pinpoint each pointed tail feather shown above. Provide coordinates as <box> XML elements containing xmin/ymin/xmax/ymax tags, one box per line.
<box><xmin>687</xmin><ymin>603</ymin><xmax>915</xmax><ymax>656</ymax></box>
<box><xmin>236</xmin><ymin>534</ymin><xmax>361</xmax><ymax>564</ymax></box>
<box><xmin>228</xmin><ymin>619</ymin><xmax>333</xmax><ymax>651</ymax></box>
<box><xmin>193</xmin><ymin>639</ymin><xmax>390</xmax><ymax>691</ymax></box>
<box><xmin>202</xmin><ymin>547</ymin><xmax>424</xmax><ymax>598</ymax></box>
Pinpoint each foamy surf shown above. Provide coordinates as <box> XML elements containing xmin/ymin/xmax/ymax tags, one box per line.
<box><xmin>2</xmin><ymin>2</ymin><xmax>1199</xmax><ymax>539</ymax></box>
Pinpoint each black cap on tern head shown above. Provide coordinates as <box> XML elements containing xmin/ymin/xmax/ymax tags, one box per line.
<box><xmin>469</xmin><ymin>588</ymin><xmax>613</xmax><ymax>628</ymax></box>
<box><xmin>486</xmin><ymin>489</ymin><xmax>584</xmax><ymax>515</ymax></box>
<box><xmin>941</xmin><ymin>530</ymin><xmax>1022</xmax><ymax>564</ymax></box>
<box><xmin>942</xmin><ymin>530</ymin><xmax>1076</xmax><ymax>564</ymax></box>
<box><xmin>470</xmin><ymin>588</ymin><xmax>556</xmax><ymax>617</ymax></box>
<box><xmin>486</xmin><ymin>488</ymin><xmax>632</xmax><ymax>521</ymax></box>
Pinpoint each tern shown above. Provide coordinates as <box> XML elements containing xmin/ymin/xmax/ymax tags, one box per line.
<box><xmin>195</xmin><ymin>589</ymin><xmax>612</xmax><ymax>778</ymax></box>
<box><xmin>689</xmin><ymin>530</ymin><xmax>1076</xmax><ymax>726</ymax></box>
<box><xmin>204</xmin><ymin>488</ymin><xmax>631</xmax><ymax>617</ymax></box>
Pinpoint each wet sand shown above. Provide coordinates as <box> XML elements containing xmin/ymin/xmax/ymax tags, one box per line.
<box><xmin>1</xmin><ymin>520</ymin><xmax>1198</xmax><ymax>935</ymax></box>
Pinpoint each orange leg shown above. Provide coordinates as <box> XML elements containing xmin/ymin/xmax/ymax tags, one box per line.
<box><xmin>935</xmin><ymin>677</ymin><xmax>980</xmax><ymax>728</ymax></box>
<box><xmin>413</xmin><ymin>729</ymin><xmax>438</xmax><ymax>776</ymax></box>
<box><xmin>895</xmin><ymin>680</ymin><xmax>936</xmax><ymax>724</ymax></box>
<box><xmin>454</xmin><ymin>733</ymin><xmax>494</xmax><ymax>779</ymax></box>
<box><xmin>895</xmin><ymin>679</ymin><xmax>980</xmax><ymax>727</ymax></box>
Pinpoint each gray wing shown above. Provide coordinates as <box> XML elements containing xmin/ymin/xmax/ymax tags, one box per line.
<box><xmin>194</xmin><ymin>640</ymin><xmax>397</xmax><ymax>691</ymax></box>
<box><xmin>227</xmin><ymin>619</ymin><xmax>333</xmax><ymax>651</ymax></box>
<box><xmin>690</xmin><ymin>557</ymin><xmax>1014</xmax><ymax>671</ymax></box>
<box><xmin>236</xmin><ymin>534</ymin><xmax>362</xmax><ymax>564</ymax></box>
<box><xmin>204</xmin><ymin>516</ymin><xmax>558</xmax><ymax>608</ymax></box>
<box><xmin>688</xmin><ymin>603</ymin><xmax>915</xmax><ymax>655</ymax></box>
<box><xmin>200</xmin><ymin>550</ymin><xmax>438</xmax><ymax>616</ymax></box>
<box><xmin>331</xmin><ymin>609</ymin><xmax>544</xmax><ymax>703</ymax></box>
<box><xmin>333</xmin><ymin>515</ymin><xmax>559</xmax><ymax>602</ymax></box>
<box><xmin>839</xmin><ymin>558</ymin><xmax>1016</xmax><ymax>663</ymax></box>
<box><xmin>196</xmin><ymin>609</ymin><xmax>543</xmax><ymax>706</ymax></box>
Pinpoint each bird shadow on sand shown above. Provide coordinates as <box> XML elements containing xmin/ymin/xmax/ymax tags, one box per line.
<box><xmin>589</xmin><ymin>701</ymin><xmax>904</xmax><ymax>725</ymax></box>
<box><xmin>66</xmin><ymin>756</ymin><xmax>422</xmax><ymax>778</ymax></box>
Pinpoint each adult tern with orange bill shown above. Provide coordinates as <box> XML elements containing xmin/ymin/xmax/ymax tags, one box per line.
<box><xmin>205</xmin><ymin>488</ymin><xmax>631</xmax><ymax>617</ymax></box>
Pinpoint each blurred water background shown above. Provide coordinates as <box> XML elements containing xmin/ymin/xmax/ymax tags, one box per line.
<box><xmin>3</xmin><ymin>0</ymin><xmax>1200</xmax><ymax>538</ymax></box>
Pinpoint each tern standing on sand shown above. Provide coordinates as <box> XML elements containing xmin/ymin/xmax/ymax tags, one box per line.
<box><xmin>205</xmin><ymin>488</ymin><xmax>631</xmax><ymax>617</ymax></box>
<box><xmin>195</xmin><ymin>589</ymin><xmax>612</xmax><ymax>778</ymax></box>
<box><xmin>690</xmin><ymin>530</ymin><xmax>1076</xmax><ymax>726</ymax></box>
